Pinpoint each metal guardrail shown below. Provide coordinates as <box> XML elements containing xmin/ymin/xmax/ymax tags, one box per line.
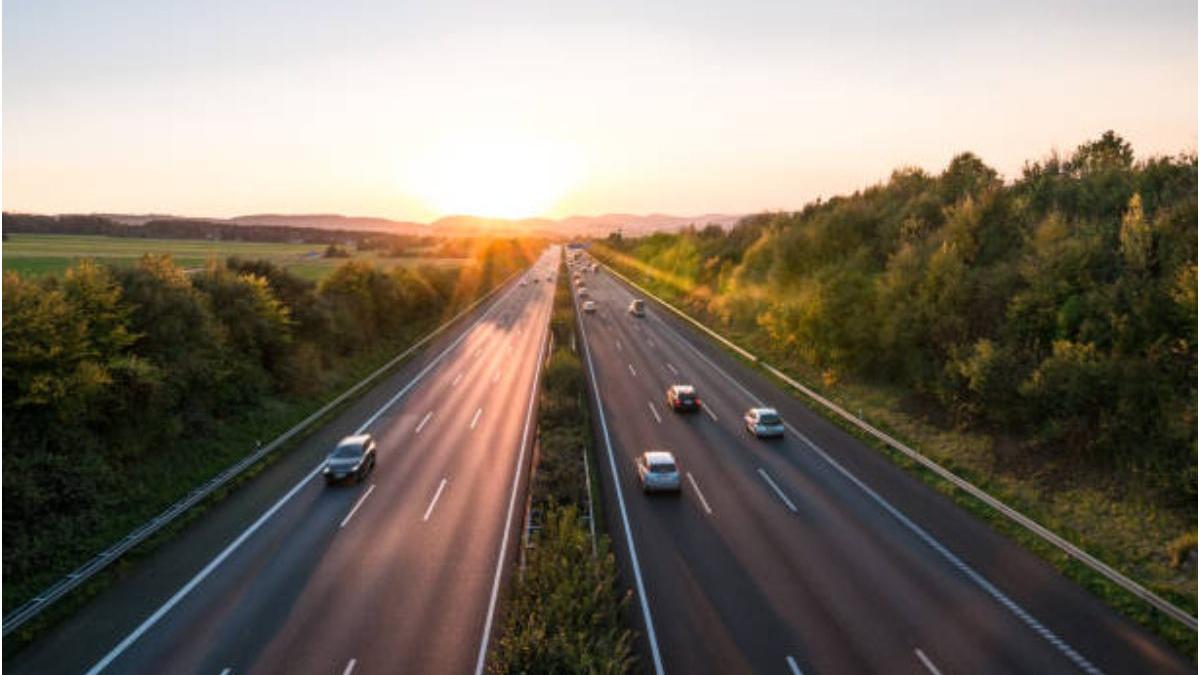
<box><xmin>600</xmin><ymin>260</ymin><xmax>1198</xmax><ymax>631</ymax></box>
<box><xmin>3</xmin><ymin>270</ymin><xmax>521</xmax><ymax>636</ymax></box>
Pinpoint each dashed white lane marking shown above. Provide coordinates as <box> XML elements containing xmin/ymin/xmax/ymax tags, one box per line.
<box><xmin>423</xmin><ymin>478</ymin><xmax>448</xmax><ymax>522</ymax></box>
<box><xmin>666</xmin><ymin>362</ymin><xmax>678</xmax><ymax>375</ymax></box>
<box><xmin>786</xmin><ymin>656</ymin><xmax>804</xmax><ymax>675</ymax></box>
<box><xmin>452</xmin><ymin>372</ymin><xmax>463</xmax><ymax>387</ymax></box>
<box><xmin>415</xmin><ymin>411</ymin><xmax>433</xmax><ymax>434</ymax></box>
<box><xmin>470</xmin><ymin>408</ymin><xmax>483</xmax><ymax>430</ymax></box>
<box><xmin>616</xmin><ymin>339</ymin><xmax>623</xmax><ymax>351</ymax></box>
<box><xmin>702</xmin><ymin>404</ymin><xmax>718</xmax><ymax>422</ymax></box>
<box><xmin>648</xmin><ymin>401</ymin><xmax>662</xmax><ymax>424</ymax></box>
<box><xmin>686</xmin><ymin>472</ymin><xmax>713</xmax><ymax>515</ymax></box>
<box><xmin>342</xmin><ymin>658</ymin><xmax>357</xmax><ymax>675</ymax></box>
<box><xmin>757</xmin><ymin>468</ymin><xmax>798</xmax><ymax>513</ymax></box>
<box><xmin>492</xmin><ymin>369</ymin><xmax>501</xmax><ymax>383</ymax></box>
<box><xmin>628</xmin><ymin>363</ymin><xmax>637</xmax><ymax>377</ymax></box>
<box><xmin>914</xmin><ymin>648</ymin><xmax>943</xmax><ymax>675</ymax></box>
<box><xmin>339</xmin><ymin>484</ymin><xmax>376</xmax><ymax>529</ymax></box>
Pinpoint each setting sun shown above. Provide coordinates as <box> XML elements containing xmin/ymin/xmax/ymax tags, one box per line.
<box><xmin>405</xmin><ymin>134</ymin><xmax>581</xmax><ymax>219</ymax></box>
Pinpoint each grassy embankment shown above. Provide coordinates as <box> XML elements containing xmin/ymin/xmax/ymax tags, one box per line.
<box><xmin>489</xmin><ymin>257</ymin><xmax>637</xmax><ymax>674</ymax></box>
<box><xmin>592</xmin><ymin>243</ymin><xmax>1197</xmax><ymax>658</ymax></box>
<box><xmin>2</xmin><ymin>233</ymin><xmax>464</xmax><ymax>280</ymax></box>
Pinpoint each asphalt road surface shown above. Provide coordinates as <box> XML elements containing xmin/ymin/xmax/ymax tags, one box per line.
<box><xmin>570</xmin><ymin>255</ymin><xmax>1190</xmax><ymax>675</ymax></box>
<box><xmin>7</xmin><ymin>248</ymin><xmax>561</xmax><ymax>675</ymax></box>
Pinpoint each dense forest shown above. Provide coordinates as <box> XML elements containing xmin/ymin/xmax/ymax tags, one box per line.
<box><xmin>3</xmin><ymin>238</ymin><xmax>537</xmax><ymax>606</ymax></box>
<box><xmin>598</xmin><ymin>132</ymin><xmax>1196</xmax><ymax>504</ymax></box>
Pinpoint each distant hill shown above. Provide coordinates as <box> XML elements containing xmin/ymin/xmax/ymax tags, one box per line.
<box><xmin>230</xmin><ymin>214</ymin><xmax>430</xmax><ymax>235</ymax></box>
<box><xmin>31</xmin><ymin>211</ymin><xmax>745</xmax><ymax>238</ymax></box>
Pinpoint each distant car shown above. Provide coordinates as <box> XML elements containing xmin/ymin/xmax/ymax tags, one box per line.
<box><xmin>628</xmin><ymin>299</ymin><xmax>646</xmax><ymax>316</ymax></box>
<box><xmin>666</xmin><ymin>384</ymin><xmax>701</xmax><ymax>412</ymax></box>
<box><xmin>636</xmin><ymin>451</ymin><xmax>681</xmax><ymax>493</ymax></box>
<box><xmin>519</xmin><ymin>279</ymin><xmax>527</xmax><ymax>286</ymax></box>
<box><xmin>744</xmin><ymin>407</ymin><xmax>785</xmax><ymax>438</ymax></box>
<box><xmin>578</xmin><ymin>288</ymin><xmax>590</xmax><ymax>299</ymax></box>
<box><xmin>582</xmin><ymin>300</ymin><xmax>597</xmax><ymax>313</ymax></box>
<box><xmin>323</xmin><ymin>434</ymin><xmax>377</xmax><ymax>484</ymax></box>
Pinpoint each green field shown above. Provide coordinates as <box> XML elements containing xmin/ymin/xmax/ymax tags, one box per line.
<box><xmin>2</xmin><ymin>234</ymin><xmax>465</xmax><ymax>281</ymax></box>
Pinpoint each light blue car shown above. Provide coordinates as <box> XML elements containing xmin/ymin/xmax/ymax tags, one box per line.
<box><xmin>744</xmin><ymin>408</ymin><xmax>785</xmax><ymax>438</ymax></box>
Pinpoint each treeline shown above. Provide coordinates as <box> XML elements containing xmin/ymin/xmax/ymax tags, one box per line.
<box><xmin>2</xmin><ymin>212</ymin><xmax>436</xmax><ymax>251</ymax></box>
<box><xmin>2</xmin><ymin>238</ymin><xmax>537</xmax><ymax>608</ymax></box>
<box><xmin>491</xmin><ymin>259</ymin><xmax>636</xmax><ymax>674</ymax></box>
<box><xmin>598</xmin><ymin>132</ymin><xmax>1196</xmax><ymax>504</ymax></box>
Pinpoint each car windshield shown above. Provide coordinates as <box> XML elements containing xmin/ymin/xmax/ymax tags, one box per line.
<box><xmin>759</xmin><ymin>412</ymin><xmax>781</xmax><ymax>424</ymax></box>
<box><xmin>650</xmin><ymin>463</ymin><xmax>677</xmax><ymax>474</ymax></box>
<box><xmin>332</xmin><ymin>444</ymin><xmax>363</xmax><ymax>459</ymax></box>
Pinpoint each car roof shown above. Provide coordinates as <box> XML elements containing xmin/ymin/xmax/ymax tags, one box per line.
<box><xmin>670</xmin><ymin>384</ymin><xmax>695</xmax><ymax>394</ymax></box>
<box><xmin>644</xmin><ymin>451</ymin><xmax>676</xmax><ymax>465</ymax></box>
<box><xmin>750</xmin><ymin>407</ymin><xmax>779</xmax><ymax>416</ymax></box>
<box><xmin>336</xmin><ymin>434</ymin><xmax>372</xmax><ymax>448</ymax></box>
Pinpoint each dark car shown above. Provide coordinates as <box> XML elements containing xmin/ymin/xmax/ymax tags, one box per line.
<box><xmin>666</xmin><ymin>384</ymin><xmax>701</xmax><ymax>412</ymax></box>
<box><xmin>323</xmin><ymin>434</ymin><xmax>377</xmax><ymax>484</ymax></box>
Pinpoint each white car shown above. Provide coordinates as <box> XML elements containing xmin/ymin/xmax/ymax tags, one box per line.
<box><xmin>578</xmin><ymin>288</ymin><xmax>590</xmax><ymax>299</ymax></box>
<box><xmin>744</xmin><ymin>407</ymin><xmax>785</xmax><ymax>438</ymax></box>
<box><xmin>636</xmin><ymin>451</ymin><xmax>681</xmax><ymax>493</ymax></box>
<box><xmin>582</xmin><ymin>300</ymin><xmax>597</xmax><ymax>313</ymax></box>
<box><xmin>628</xmin><ymin>299</ymin><xmax>646</xmax><ymax>317</ymax></box>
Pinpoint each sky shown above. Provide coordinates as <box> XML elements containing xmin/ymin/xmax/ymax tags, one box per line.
<box><xmin>3</xmin><ymin>0</ymin><xmax>1196</xmax><ymax>222</ymax></box>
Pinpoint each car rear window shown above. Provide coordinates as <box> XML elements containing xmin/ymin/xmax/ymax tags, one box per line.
<box><xmin>759</xmin><ymin>412</ymin><xmax>781</xmax><ymax>424</ymax></box>
<box><xmin>650</xmin><ymin>462</ymin><xmax>676</xmax><ymax>473</ymax></box>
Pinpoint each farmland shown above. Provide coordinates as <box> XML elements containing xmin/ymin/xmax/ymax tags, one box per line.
<box><xmin>1</xmin><ymin>234</ymin><xmax>465</xmax><ymax>280</ymax></box>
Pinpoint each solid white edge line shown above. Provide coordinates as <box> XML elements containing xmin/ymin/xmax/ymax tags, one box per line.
<box><xmin>573</xmin><ymin>273</ymin><xmax>667</xmax><ymax>675</ymax></box>
<box><xmin>914</xmin><ymin>647</ymin><xmax>943</xmax><ymax>675</ymax></box>
<box><xmin>84</xmin><ymin>266</ymin><xmax>528</xmax><ymax>675</ymax></box>
<box><xmin>470</xmin><ymin>407</ymin><xmax>483</xmax><ymax>430</ymax></box>
<box><xmin>415</xmin><ymin>411</ymin><xmax>433</xmax><ymax>434</ymax></box>
<box><xmin>473</xmin><ymin>258</ymin><xmax>555</xmax><ymax>675</ymax></box>
<box><xmin>648</xmin><ymin>400</ymin><xmax>662</xmax><ymax>424</ymax></box>
<box><xmin>613</xmin><ymin>267</ymin><xmax>1105</xmax><ymax>675</ymax></box>
<box><xmin>757</xmin><ymin>468</ymin><xmax>798</xmax><ymax>513</ymax></box>
<box><xmin>341</xmin><ymin>657</ymin><xmax>357</xmax><ymax>675</ymax></box>
<box><xmin>686</xmin><ymin>472</ymin><xmax>713</xmax><ymax>515</ymax></box>
<box><xmin>339</xmin><ymin>484</ymin><xmax>376</xmax><ymax>529</ymax></box>
<box><xmin>422</xmin><ymin>478</ymin><xmax>448</xmax><ymax>522</ymax></box>
<box><xmin>786</xmin><ymin>655</ymin><xmax>804</xmax><ymax>675</ymax></box>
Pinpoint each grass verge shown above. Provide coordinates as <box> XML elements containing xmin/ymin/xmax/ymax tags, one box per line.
<box><xmin>489</xmin><ymin>258</ymin><xmax>637</xmax><ymax>674</ymax></box>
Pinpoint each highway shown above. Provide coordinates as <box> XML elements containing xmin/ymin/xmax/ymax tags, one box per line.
<box><xmin>570</xmin><ymin>255</ymin><xmax>1191</xmax><ymax>675</ymax></box>
<box><xmin>6</xmin><ymin>248</ymin><xmax>561</xmax><ymax>675</ymax></box>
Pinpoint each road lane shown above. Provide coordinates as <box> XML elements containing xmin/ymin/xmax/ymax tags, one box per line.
<box><xmin>573</xmin><ymin>258</ymin><xmax>1190</xmax><ymax>675</ymax></box>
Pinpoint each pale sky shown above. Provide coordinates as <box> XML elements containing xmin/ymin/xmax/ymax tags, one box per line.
<box><xmin>3</xmin><ymin>0</ymin><xmax>1196</xmax><ymax>222</ymax></box>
